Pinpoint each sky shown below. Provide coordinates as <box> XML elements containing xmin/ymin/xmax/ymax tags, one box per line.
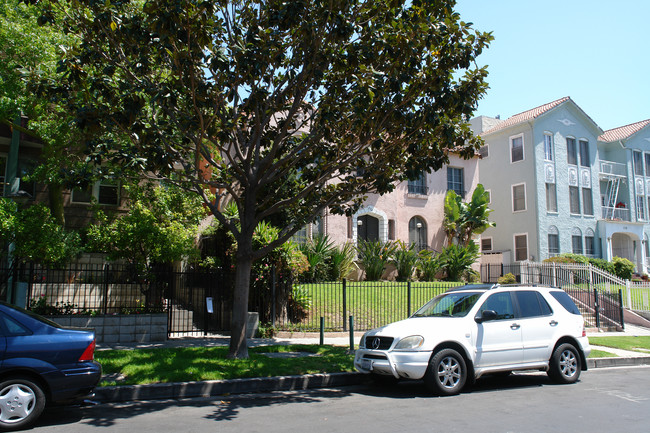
<box><xmin>455</xmin><ymin>0</ymin><xmax>650</xmax><ymax>131</ymax></box>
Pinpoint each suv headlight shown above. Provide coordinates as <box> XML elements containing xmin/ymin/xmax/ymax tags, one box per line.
<box><xmin>394</xmin><ymin>335</ymin><xmax>424</xmax><ymax>350</ymax></box>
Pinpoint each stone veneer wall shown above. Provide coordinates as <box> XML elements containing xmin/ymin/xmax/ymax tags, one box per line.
<box><xmin>49</xmin><ymin>313</ymin><xmax>167</xmax><ymax>344</ymax></box>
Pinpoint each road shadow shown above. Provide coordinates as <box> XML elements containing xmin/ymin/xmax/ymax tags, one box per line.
<box><xmin>33</xmin><ymin>388</ymin><xmax>353</xmax><ymax>429</ymax></box>
<box><xmin>356</xmin><ymin>371</ymin><xmax>573</xmax><ymax>398</ymax></box>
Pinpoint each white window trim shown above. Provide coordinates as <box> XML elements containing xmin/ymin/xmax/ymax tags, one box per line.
<box><xmin>509</xmin><ymin>133</ymin><xmax>525</xmax><ymax>164</ymax></box>
<box><xmin>71</xmin><ymin>180</ymin><xmax>120</xmax><ymax>206</ymax></box>
<box><xmin>513</xmin><ymin>233</ymin><xmax>529</xmax><ymax>262</ymax></box>
<box><xmin>543</xmin><ymin>132</ymin><xmax>554</xmax><ymax>162</ymax></box>
<box><xmin>511</xmin><ymin>182</ymin><xmax>527</xmax><ymax>213</ymax></box>
<box><xmin>481</xmin><ymin>236</ymin><xmax>493</xmax><ymax>252</ymax></box>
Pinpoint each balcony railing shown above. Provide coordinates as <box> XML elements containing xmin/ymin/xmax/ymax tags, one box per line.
<box><xmin>599</xmin><ymin>160</ymin><xmax>627</xmax><ymax>178</ymax></box>
<box><xmin>601</xmin><ymin>206</ymin><xmax>631</xmax><ymax>221</ymax></box>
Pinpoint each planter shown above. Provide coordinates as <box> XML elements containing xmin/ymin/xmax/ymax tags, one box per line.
<box><xmin>48</xmin><ymin>313</ymin><xmax>168</xmax><ymax>344</ymax></box>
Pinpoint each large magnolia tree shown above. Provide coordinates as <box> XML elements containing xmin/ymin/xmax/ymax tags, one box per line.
<box><xmin>33</xmin><ymin>0</ymin><xmax>492</xmax><ymax>358</ymax></box>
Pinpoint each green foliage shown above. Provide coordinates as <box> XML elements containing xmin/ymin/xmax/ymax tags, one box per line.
<box><xmin>497</xmin><ymin>273</ymin><xmax>517</xmax><ymax>284</ymax></box>
<box><xmin>417</xmin><ymin>249</ymin><xmax>442</xmax><ymax>282</ymax></box>
<box><xmin>357</xmin><ymin>240</ymin><xmax>397</xmax><ymax>281</ymax></box>
<box><xmin>612</xmin><ymin>256</ymin><xmax>635</xmax><ymax>280</ymax></box>
<box><xmin>391</xmin><ymin>241</ymin><xmax>419</xmax><ymax>282</ymax></box>
<box><xmin>329</xmin><ymin>242</ymin><xmax>357</xmax><ymax>281</ymax></box>
<box><xmin>0</xmin><ymin>198</ymin><xmax>81</xmax><ymax>265</ymax></box>
<box><xmin>29</xmin><ymin>295</ymin><xmax>77</xmax><ymax>315</ymax></box>
<box><xmin>443</xmin><ymin>184</ymin><xmax>495</xmax><ymax>246</ymax></box>
<box><xmin>87</xmin><ymin>183</ymin><xmax>204</xmax><ymax>267</ymax></box>
<box><xmin>299</xmin><ymin>235</ymin><xmax>336</xmax><ymax>283</ymax></box>
<box><xmin>437</xmin><ymin>243</ymin><xmax>480</xmax><ymax>282</ymax></box>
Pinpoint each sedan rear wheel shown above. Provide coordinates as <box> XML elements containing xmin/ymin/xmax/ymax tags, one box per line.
<box><xmin>0</xmin><ymin>377</ymin><xmax>46</xmax><ymax>431</ymax></box>
<box><xmin>424</xmin><ymin>348</ymin><xmax>467</xmax><ymax>396</ymax></box>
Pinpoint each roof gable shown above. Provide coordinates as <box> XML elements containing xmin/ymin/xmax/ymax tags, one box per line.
<box><xmin>482</xmin><ymin>97</ymin><xmax>571</xmax><ymax>135</ymax></box>
<box><xmin>599</xmin><ymin>119</ymin><xmax>650</xmax><ymax>143</ymax></box>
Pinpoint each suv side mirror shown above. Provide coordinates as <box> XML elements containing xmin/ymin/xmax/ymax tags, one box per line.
<box><xmin>475</xmin><ymin>309</ymin><xmax>498</xmax><ymax>323</ymax></box>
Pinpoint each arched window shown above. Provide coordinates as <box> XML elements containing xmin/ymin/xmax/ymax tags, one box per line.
<box><xmin>408</xmin><ymin>217</ymin><xmax>428</xmax><ymax>251</ymax></box>
<box><xmin>585</xmin><ymin>228</ymin><xmax>596</xmax><ymax>256</ymax></box>
<box><xmin>571</xmin><ymin>228</ymin><xmax>583</xmax><ymax>254</ymax></box>
<box><xmin>357</xmin><ymin>214</ymin><xmax>380</xmax><ymax>242</ymax></box>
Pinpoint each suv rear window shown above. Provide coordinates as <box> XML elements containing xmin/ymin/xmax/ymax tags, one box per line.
<box><xmin>550</xmin><ymin>291</ymin><xmax>581</xmax><ymax>315</ymax></box>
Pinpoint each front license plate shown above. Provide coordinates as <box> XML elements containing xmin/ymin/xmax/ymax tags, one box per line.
<box><xmin>361</xmin><ymin>358</ymin><xmax>373</xmax><ymax>371</ymax></box>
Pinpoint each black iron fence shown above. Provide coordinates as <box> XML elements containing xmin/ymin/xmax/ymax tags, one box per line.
<box><xmin>1</xmin><ymin>259</ymin><xmax>627</xmax><ymax>335</ymax></box>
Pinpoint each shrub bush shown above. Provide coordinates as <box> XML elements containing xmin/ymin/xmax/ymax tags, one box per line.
<box><xmin>497</xmin><ymin>273</ymin><xmax>517</xmax><ymax>284</ymax></box>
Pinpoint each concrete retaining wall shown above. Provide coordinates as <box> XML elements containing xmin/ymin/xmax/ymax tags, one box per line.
<box><xmin>49</xmin><ymin>313</ymin><xmax>167</xmax><ymax>344</ymax></box>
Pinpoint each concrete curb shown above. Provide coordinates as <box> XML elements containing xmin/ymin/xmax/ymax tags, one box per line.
<box><xmin>94</xmin><ymin>356</ymin><xmax>650</xmax><ymax>404</ymax></box>
<box><xmin>94</xmin><ymin>372</ymin><xmax>367</xmax><ymax>403</ymax></box>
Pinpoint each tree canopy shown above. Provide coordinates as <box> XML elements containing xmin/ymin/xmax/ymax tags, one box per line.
<box><xmin>32</xmin><ymin>0</ymin><xmax>492</xmax><ymax>358</ymax></box>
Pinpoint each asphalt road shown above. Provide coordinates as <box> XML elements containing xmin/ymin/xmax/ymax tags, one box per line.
<box><xmin>34</xmin><ymin>366</ymin><xmax>650</xmax><ymax>433</ymax></box>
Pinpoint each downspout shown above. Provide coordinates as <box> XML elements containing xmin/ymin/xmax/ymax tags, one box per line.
<box><xmin>528</xmin><ymin>120</ymin><xmax>541</xmax><ymax>262</ymax></box>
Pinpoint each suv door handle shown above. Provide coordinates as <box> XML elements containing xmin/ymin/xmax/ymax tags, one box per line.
<box><xmin>510</xmin><ymin>323</ymin><xmax>521</xmax><ymax>330</ymax></box>
<box><xmin>549</xmin><ymin>320</ymin><xmax>558</xmax><ymax>327</ymax></box>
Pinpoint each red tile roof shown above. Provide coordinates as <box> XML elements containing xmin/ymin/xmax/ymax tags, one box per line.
<box><xmin>599</xmin><ymin>119</ymin><xmax>650</xmax><ymax>142</ymax></box>
<box><xmin>482</xmin><ymin>97</ymin><xmax>571</xmax><ymax>135</ymax></box>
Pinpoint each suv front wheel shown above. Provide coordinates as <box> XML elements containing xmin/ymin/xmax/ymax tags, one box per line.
<box><xmin>424</xmin><ymin>348</ymin><xmax>467</xmax><ymax>396</ymax></box>
<box><xmin>548</xmin><ymin>343</ymin><xmax>581</xmax><ymax>384</ymax></box>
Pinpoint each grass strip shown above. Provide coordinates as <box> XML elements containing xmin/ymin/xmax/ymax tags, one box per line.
<box><xmin>588</xmin><ymin>336</ymin><xmax>650</xmax><ymax>353</ymax></box>
<box><xmin>96</xmin><ymin>344</ymin><xmax>355</xmax><ymax>386</ymax></box>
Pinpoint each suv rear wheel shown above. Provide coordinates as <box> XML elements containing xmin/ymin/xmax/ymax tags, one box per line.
<box><xmin>424</xmin><ymin>348</ymin><xmax>467</xmax><ymax>396</ymax></box>
<box><xmin>548</xmin><ymin>343</ymin><xmax>581</xmax><ymax>384</ymax></box>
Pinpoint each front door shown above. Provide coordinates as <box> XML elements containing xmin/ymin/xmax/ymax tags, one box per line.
<box><xmin>474</xmin><ymin>292</ymin><xmax>523</xmax><ymax>367</ymax></box>
<box><xmin>358</xmin><ymin>215</ymin><xmax>379</xmax><ymax>242</ymax></box>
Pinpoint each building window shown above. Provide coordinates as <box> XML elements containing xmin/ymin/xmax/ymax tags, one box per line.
<box><xmin>72</xmin><ymin>180</ymin><xmax>120</xmax><ymax>206</ymax></box>
<box><xmin>567</xmin><ymin>137</ymin><xmax>577</xmax><ymax>166</ymax></box>
<box><xmin>510</xmin><ymin>135</ymin><xmax>524</xmax><ymax>163</ymax></box>
<box><xmin>388</xmin><ymin>219</ymin><xmax>395</xmax><ymax>240</ymax></box>
<box><xmin>514</xmin><ymin>234</ymin><xmax>528</xmax><ymax>262</ymax></box>
<box><xmin>548</xmin><ymin>229</ymin><xmax>560</xmax><ymax>256</ymax></box>
<box><xmin>0</xmin><ymin>156</ymin><xmax>6</xmax><ymax>196</ymax></box>
<box><xmin>447</xmin><ymin>167</ymin><xmax>464</xmax><ymax>198</ymax></box>
<box><xmin>569</xmin><ymin>186</ymin><xmax>580</xmax><ymax>214</ymax></box>
<box><xmin>544</xmin><ymin>134</ymin><xmax>554</xmax><ymax>161</ymax></box>
<box><xmin>2</xmin><ymin>159</ymin><xmax>36</xmax><ymax>198</ymax></box>
<box><xmin>408</xmin><ymin>217</ymin><xmax>427</xmax><ymax>251</ymax></box>
<box><xmin>546</xmin><ymin>183</ymin><xmax>557</xmax><ymax>212</ymax></box>
<box><xmin>645</xmin><ymin>153</ymin><xmax>650</xmax><ymax>177</ymax></box>
<box><xmin>481</xmin><ymin>237</ymin><xmax>493</xmax><ymax>252</ymax></box>
<box><xmin>408</xmin><ymin>171</ymin><xmax>427</xmax><ymax>195</ymax></box>
<box><xmin>512</xmin><ymin>183</ymin><xmax>526</xmax><ymax>212</ymax></box>
<box><xmin>585</xmin><ymin>229</ymin><xmax>595</xmax><ymax>256</ymax></box>
<box><xmin>582</xmin><ymin>188</ymin><xmax>593</xmax><ymax>216</ymax></box>
<box><xmin>579</xmin><ymin>139</ymin><xmax>590</xmax><ymax>167</ymax></box>
<box><xmin>634</xmin><ymin>150</ymin><xmax>644</xmax><ymax>176</ymax></box>
<box><xmin>637</xmin><ymin>195</ymin><xmax>646</xmax><ymax>221</ymax></box>
<box><xmin>571</xmin><ymin>228</ymin><xmax>583</xmax><ymax>254</ymax></box>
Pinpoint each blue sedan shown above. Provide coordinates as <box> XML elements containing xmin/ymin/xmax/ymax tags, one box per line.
<box><xmin>0</xmin><ymin>301</ymin><xmax>101</xmax><ymax>430</ymax></box>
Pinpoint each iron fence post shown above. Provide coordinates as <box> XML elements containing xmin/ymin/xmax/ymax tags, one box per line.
<box><xmin>342</xmin><ymin>279</ymin><xmax>347</xmax><ymax>332</ymax></box>
<box><xmin>349</xmin><ymin>315</ymin><xmax>354</xmax><ymax>351</ymax></box>
<box><xmin>271</xmin><ymin>265</ymin><xmax>277</xmax><ymax>327</ymax></box>
<box><xmin>27</xmin><ymin>262</ymin><xmax>34</xmax><ymax>309</ymax></box>
<box><xmin>103</xmin><ymin>264</ymin><xmax>110</xmax><ymax>315</ymax></box>
<box><xmin>618</xmin><ymin>289</ymin><xmax>625</xmax><ymax>330</ymax></box>
<box><xmin>407</xmin><ymin>280</ymin><xmax>412</xmax><ymax>318</ymax></box>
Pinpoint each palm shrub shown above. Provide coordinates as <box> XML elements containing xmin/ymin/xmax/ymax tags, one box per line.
<box><xmin>299</xmin><ymin>235</ymin><xmax>335</xmax><ymax>282</ymax></box>
<box><xmin>417</xmin><ymin>249</ymin><xmax>442</xmax><ymax>281</ymax></box>
<box><xmin>357</xmin><ymin>240</ymin><xmax>397</xmax><ymax>281</ymax></box>
<box><xmin>391</xmin><ymin>241</ymin><xmax>419</xmax><ymax>281</ymax></box>
<box><xmin>329</xmin><ymin>242</ymin><xmax>356</xmax><ymax>281</ymax></box>
<box><xmin>438</xmin><ymin>243</ymin><xmax>480</xmax><ymax>282</ymax></box>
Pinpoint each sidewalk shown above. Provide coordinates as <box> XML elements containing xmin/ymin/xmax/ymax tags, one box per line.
<box><xmin>93</xmin><ymin>326</ymin><xmax>650</xmax><ymax>404</ymax></box>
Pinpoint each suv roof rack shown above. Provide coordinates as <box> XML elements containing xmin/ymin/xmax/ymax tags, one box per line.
<box><xmin>446</xmin><ymin>283</ymin><xmax>499</xmax><ymax>292</ymax></box>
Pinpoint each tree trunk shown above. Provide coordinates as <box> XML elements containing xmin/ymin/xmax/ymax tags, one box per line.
<box><xmin>228</xmin><ymin>236</ymin><xmax>253</xmax><ymax>359</ymax></box>
<box><xmin>48</xmin><ymin>183</ymin><xmax>65</xmax><ymax>226</ymax></box>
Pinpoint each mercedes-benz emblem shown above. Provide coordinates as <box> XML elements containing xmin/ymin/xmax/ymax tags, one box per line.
<box><xmin>372</xmin><ymin>337</ymin><xmax>381</xmax><ymax>350</ymax></box>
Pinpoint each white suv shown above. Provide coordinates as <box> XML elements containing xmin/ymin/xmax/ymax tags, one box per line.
<box><xmin>354</xmin><ymin>284</ymin><xmax>591</xmax><ymax>395</ymax></box>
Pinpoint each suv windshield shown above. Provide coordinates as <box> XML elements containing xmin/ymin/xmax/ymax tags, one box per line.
<box><xmin>413</xmin><ymin>291</ymin><xmax>483</xmax><ymax>317</ymax></box>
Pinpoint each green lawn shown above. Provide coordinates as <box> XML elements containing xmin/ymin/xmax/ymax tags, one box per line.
<box><xmin>588</xmin><ymin>336</ymin><xmax>650</xmax><ymax>354</ymax></box>
<box><xmin>96</xmin><ymin>344</ymin><xmax>354</xmax><ymax>386</ymax></box>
